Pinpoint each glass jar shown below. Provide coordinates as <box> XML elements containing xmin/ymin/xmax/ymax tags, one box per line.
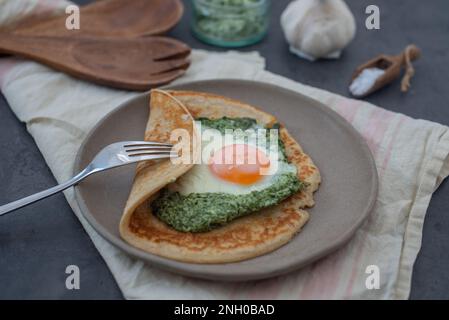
<box><xmin>191</xmin><ymin>0</ymin><xmax>270</xmax><ymax>48</ymax></box>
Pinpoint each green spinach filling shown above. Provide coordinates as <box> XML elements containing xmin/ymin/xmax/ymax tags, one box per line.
<box><xmin>152</xmin><ymin>173</ymin><xmax>305</xmax><ymax>233</ymax></box>
<box><xmin>197</xmin><ymin>116</ymin><xmax>258</xmax><ymax>133</ymax></box>
<box><xmin>151</xmin><ymin>117</ymin><xmax>305</xmax><ymax>233</ymax></box>
<box><xmin>198</xmin><ymin>117</ymin><xmax>287</xmax><ymax>158</ymax></box>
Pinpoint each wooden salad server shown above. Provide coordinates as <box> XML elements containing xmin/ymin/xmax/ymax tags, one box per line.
<box><xmin>2</xmin><ymin>0</ymin><xmax>184</xmax><ymax>38</ymax></box>
<box><xmin>0</xmin><ymin>34</ymin><xmax>190</xmax><ymax>90</ymax></box>
<box><xmin>351</xmin><ymin>44</ymin><xmax>421</xmax><ymax>97</ymax></box>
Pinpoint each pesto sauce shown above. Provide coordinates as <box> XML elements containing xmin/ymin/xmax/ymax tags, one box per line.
<box><xmin>152</xmin><ymin>173</ymin><xmax>305</xmax><ymax>233</ymax></box>
<box><xmin>151</xmin><ymin>117</ymin><xmax>304</xmax><ymax>233</ymax></box>
<box><xmin>195</xmin><ymin>0</ymin><xmax>266</xmax><ymax>41</ymax></box>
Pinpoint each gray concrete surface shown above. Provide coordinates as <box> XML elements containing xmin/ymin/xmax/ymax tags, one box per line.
<box><xmin>0</xmin><ymin>0</ymin><xmax>448</xmax><ymax>299</ymax></box>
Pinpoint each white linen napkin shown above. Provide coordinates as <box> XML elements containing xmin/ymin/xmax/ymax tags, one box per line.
<box><xmin>1</xmin><ymin>0</ymin><xmax>448</xmax><ymax>299</ymax></box>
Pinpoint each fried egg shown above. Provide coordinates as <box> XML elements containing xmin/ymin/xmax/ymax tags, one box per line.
<box><xmin>168</xmin><ymin>122</ymin><xmax>297</xmax><ymax>195</ymax></box>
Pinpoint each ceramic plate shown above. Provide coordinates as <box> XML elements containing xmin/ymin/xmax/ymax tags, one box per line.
<box><xmin>73</xmin><ymin>79</ymin><xmax>378</xmax><ymax>281</ymax></box>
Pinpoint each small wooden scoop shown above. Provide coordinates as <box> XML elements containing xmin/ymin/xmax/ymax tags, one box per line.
<box><xmin>350</xmin><ymin>44</ymin><xmax>421</xmax><ymax>97</ymax></box>
<box><xmin>0</xmin><ymin>34</ymin><xmax>190</xmax><ymax>90</ymax></box>
<box><xmin>3</xmin><ymin>0</ymin><xmax>183</xmax><ymax>38</ymax></box>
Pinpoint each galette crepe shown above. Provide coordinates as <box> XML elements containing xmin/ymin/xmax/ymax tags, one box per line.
<box><xmin>120</xmin><ymin>89</ymin><xmax>320</xmax><ymax>263</ymax></box>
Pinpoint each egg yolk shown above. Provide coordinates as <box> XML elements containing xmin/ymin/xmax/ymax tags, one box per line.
<box><xmin>208</xmin><ymin>144</ymin><xmax>270</xmax><ymax>185</ymax></box>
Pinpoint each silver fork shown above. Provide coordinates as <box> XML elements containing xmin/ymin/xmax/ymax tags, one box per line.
<box><xmin>0</xmin><ymin>141</ymin><xmax>176</xmax><ymax>216</ymax></box>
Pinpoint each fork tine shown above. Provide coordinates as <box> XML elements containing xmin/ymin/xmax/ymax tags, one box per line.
<box><xmin>134</xmin><ymin>154</ymin><xmax>177</xmax><ymax>161</ymax></box>
<box><xmin>147</xmin><ymin>68</ymin><xmax>188</xmax><ymax>87</ymax></box>
<box><xmin>127</xmin><ymin>150</ymin><xmax>178</xmax><ymax>157</ymax></box>
<box><xmin>153</xmin><ymin>46</ymin><xmax>190</xmax><ymax>61</ymax></box>
<box><xmin>125</xmin><ymin>146</ymin><xmax>173</xmax><ymax>152</ymax></box>
<box><xmin>149</xmin><ymin>57</ymin><xmax>190</xmax><ymax>75</ymax></box>
<box><xmin>123</xmin><ymin>141</ymin><xmax>173</xmax><ymax>147</ymax></box>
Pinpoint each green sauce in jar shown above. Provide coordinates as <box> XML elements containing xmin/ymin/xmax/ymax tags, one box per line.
<box><xmin>191</xmin><ymin>0</ymin><xmax>270</xmax><ymax>47</ymax></box>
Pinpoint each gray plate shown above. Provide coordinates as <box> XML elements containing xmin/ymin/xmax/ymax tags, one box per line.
<box><xmin>73</xmin><ymin>79</ymin><xmax>378</xmax><ymax>281</ymax></box>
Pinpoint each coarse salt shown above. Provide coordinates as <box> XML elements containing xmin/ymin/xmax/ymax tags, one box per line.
<box><xmin>349</xmin><ymin>67</ymin><xmax>385</xmax><ymax>97</ymax></box>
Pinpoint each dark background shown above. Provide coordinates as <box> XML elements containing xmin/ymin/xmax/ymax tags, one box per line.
<box><xmin>0</xmin><ymin>0</ymin><xmax>448</xmax><ymax>299</ymax></box>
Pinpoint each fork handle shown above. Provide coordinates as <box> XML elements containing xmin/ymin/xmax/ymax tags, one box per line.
<box><xmin>0</xmin><ymin>169</ymin><xmax>90</xmax><ymax>216</ymax></box>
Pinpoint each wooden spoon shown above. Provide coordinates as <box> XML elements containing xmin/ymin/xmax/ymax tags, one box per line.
<box><xmin>350</xmin><ymin>44</ymin><xmax>421</xmax><ymax>97</ymax></box>
<box><xmin>0</xmin><ymin>34</ymin><xmax>190</xmax><ymax>90</ymax></box>
<box><xmin>3</xmin><ymin>0</ymin><xmax>183</xmax><ymax>38</ymax></box>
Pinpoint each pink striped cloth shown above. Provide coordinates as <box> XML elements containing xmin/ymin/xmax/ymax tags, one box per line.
<box><xmin>1</xmin><ymin>0</ymin><xmax>449</xmax><ymax>299</ymax></box>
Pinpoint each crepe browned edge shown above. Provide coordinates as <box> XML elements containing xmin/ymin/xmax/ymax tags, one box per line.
<box><xmin>120</xmin><ymin>90</ymin><xmax>321</xmax><ymax>264</ymax></box>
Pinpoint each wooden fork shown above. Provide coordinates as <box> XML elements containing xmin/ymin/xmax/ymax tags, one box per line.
<box><xmin>0</xmin><ymin>34</ymin><xmax>190</xmax><ymax>90</ymax></box>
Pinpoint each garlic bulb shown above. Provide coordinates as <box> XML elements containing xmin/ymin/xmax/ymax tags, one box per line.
<box><xmin>281</xmin><ymin>0</ymin><xmax>356</xmax><ymax>61</ymax></box>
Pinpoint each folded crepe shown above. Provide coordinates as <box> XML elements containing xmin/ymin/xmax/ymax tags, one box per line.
<box><xmin>120</xmin><ymin>90</ymin><xmax>320</xmax><ymax>263</ymax></box>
